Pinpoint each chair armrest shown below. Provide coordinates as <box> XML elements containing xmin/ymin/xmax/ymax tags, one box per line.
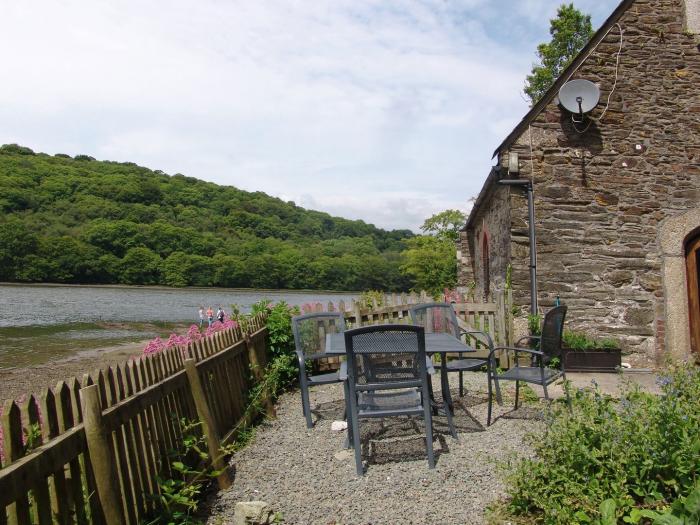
<box><xmin>459</xmin><ymin>328</ymin><xmax>494</xmax><ymax>348</ymax></box>
<box><xmin>339</xmin><ymin>361</ymin><xmax>348</xmax><ymax>381</ymax></box>
<box><xmin>488</xmin><ymin>346</ymin><xmax>545</xmax><ymax>359</ymax></box>
<box><xmin>515</xmin><ymin>335</ymin><xmax>541</xmax><ymax>347</ymax></box>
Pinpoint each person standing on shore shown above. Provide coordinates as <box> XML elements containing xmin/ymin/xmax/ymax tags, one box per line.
<box><xmin>198</xmin><ymin>306</ymin><xmax>205</xmax><ymax>328</ymax></box>
<box><xmin>206</xmin><ymin>306</ymin><xmax>214</xmax><ymax>327</ymax></box>
<box><xmin>217</xmin><ymin>306</ymin><xmax>225</xmax><ymax>324</ymax></box>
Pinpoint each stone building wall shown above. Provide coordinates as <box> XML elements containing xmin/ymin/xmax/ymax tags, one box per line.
<box><xmin>458</xmin><ymin>184</ymin><xmax>512</xmax><ymax>300</ymax></box>
<box><xmin>467</xmin><ymin>0</ymin><xmax>700</xmax><ymax>365</ymax></box>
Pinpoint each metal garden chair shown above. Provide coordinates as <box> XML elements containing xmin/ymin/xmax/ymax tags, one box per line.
<box><xmin>291</xmin><ymin>312</ymin><xmax>347</xmax><ymax>428</ymax></box>
<box><xmin>410</xmin><ymin>302</ymin><xmax>500</xmax><ymax>424</ymax></box>
<box><xmin>488</xmin><ymin>305</ymin><xmax>570</xmax><ymax>425</ymax></box>
<box><xmin>344</xmin><ymin>324</ymin><xmax>435</xmax><ymax>476</ymax></box>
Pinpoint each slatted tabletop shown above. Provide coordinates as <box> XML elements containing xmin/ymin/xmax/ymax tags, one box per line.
<box><xmin>325</xmin><ymin>332</ymin><xmax>476</xmax><ymax>355</ymax></box>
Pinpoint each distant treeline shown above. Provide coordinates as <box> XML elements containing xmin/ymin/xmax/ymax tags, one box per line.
<box><xmin>0</xmin><ymin>144</ymin><xmax>414</xmax><ymax>291</ymax></box>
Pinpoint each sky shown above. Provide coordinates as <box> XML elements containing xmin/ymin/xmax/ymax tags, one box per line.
<box><xmin>0</xmin><ymin>0</ymin><xmax>619</xmax><ymax>232</ymax></box>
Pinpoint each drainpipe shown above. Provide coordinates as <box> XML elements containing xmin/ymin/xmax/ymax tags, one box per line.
<box><xmin>497</xmin><ymin>177</ymin><xmax>538</xmax><ymax>315</ymax></box>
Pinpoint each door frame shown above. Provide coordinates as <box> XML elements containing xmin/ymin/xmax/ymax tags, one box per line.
<box><xmin>686</xmin><ymin>234</ymin><xmax>700</xmax><ymax>355</ymax></box>
<box><xmin>659</xmin><ymin>209</ymin><xmax>700</xmax><ymax>361</ymax></box>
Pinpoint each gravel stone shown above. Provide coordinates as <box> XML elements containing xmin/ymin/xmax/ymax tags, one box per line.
<box><xmin>207</xmin><ymin>373</ymin><xmax>538</xmax><ymax>525</ymax></box>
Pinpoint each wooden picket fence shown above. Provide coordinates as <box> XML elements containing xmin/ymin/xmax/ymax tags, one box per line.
<box><xmin>0</xmin><ymin>314</ymin><xmax>270</xmax><ymax>525</ymax></box>
<box><xmin>0</xmin><ymin>290</ymin><xmax>514</xmax><ymax>525</ymax></box>
<box><xmin>304</xmin><ymin>289</ymin><xmax>514</xmax><ymax>370</ymax></box>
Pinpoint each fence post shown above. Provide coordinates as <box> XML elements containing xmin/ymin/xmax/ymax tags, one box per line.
<box><xmin>245</xmin><ymin>334</ymin><xmax>276</xmax><ymax>418</ymax></box>
<box><xmin>80</xmin><ymin>385</ymin><xmax>125</xmax><ymax>525</ymax></box>
<box><xmin>353</xmin><ymin>302</ymin><xmax>362</xmax><ymax>328</ymax></box>
<box><xmin>183</xmin><ymin>359</ymin><xmax>232</xmax><ymax>489</ymax></box>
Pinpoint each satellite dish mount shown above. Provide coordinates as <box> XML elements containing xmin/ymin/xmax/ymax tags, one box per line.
<box><xmin>558</xmin><ymin>79</ymin><xmax>600</xmax><ymax>126</ymax></box>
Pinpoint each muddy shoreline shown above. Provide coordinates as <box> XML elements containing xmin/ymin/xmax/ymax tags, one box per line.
<box><xmin>0</xmin><ymin>340</ymin><xmax>150</xmax><ymax>402</ymax></box>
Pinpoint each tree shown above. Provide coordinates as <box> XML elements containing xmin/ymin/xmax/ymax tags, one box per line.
<box><xmin>420</xmin><ymin>209</ymin><xmax>467</xmax><ymax>242</ymax></box>
<box><xmin>524</xmin><ymin>3</ymin><xmax>594</xmax><ymax>104</ymax></box>
<box><xmin>119</xmin><ymin>247</ymin><xmax>162</xmax><ymax>285</ymax></box>
<box><xmin>400</xmin><ymin>236</ymin><xmax>457</xmax><ymax>297</ymax></box>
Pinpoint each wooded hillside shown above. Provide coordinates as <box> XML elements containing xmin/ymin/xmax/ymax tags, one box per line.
<box><xmin>0</xmin><ymin>144</ymin><xmax>413</xmax><ymax>290</ymax></box>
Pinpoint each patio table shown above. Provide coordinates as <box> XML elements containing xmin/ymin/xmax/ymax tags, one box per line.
<box><xmin>325</xmin><ymin>331</ymin><xmax>477</xmax><ymax>439</ymax></box>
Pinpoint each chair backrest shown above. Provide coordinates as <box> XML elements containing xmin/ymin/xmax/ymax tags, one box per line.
<box><xmin>291</xmin><ymin>312</ymin><xmax>346</xmax><ymax>361</ymax></box>
<box><xmin>409</xmin><ymin>302</ymin><xmax>460</xmax><ymax>339</ymax></box>
<box><xmin>540</xmin><ymin>305</ymin><xmax>568</xmax><ymax>362</ymax></box>
<box><xmin>344</xmin><ymin>324</ymin><xmax>427</xmax><ymax>392</ymax></box>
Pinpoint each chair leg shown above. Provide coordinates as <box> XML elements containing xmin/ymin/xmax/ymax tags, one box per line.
<box><xmin>343</xmin><ymin>381</ymin><xmax>352</xmax><ymax>449</ymax></box>
<box><xmin>349</xmin><ymin>396</ymin><xmax>363</xmax><ymax>476</ymax></box>
<box><xmin>487</xmin><ymin>368</ymin><xmax>493</xmax><ymax>427</ymax></box>
<box><xmin>514</xmin><ymin>380</ymin><xmax>520</xmax><ymax>410</ymax></box>
<box><xmin>427</xmin><ymin>374</ymin><xmax>438</xmax><ymax>416</ymax></box>
<box><xmin>301</xmin><ymin>382</ymin><xmax>313</xmax><ymax>428</ymax></box>
<box><xmin>542</xmin><ymin>381</ymin><xmax>549</xmax><ymax>401</ymax></box>
<box><xmin>459</xmin><ymin>370</ymin><xmax>464</xmax><ymax>397</ymax></box>
<box><xmin>423</xmin><ymin>389</ymin><xmax>435</xmax><ymax>469</ymax></box>
<box><xmin>494</xmin><ymin>375</ymin><xmax>503</xmax><ymax>406</ymax></box>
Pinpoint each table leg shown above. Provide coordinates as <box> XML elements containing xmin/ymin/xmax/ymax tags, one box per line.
<box><xmin>441</xmin><ymin>365</ymin><xmax>458</xmax><ymax>440</ymax></box>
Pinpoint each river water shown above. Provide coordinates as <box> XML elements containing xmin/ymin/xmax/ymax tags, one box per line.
<box><xmin>0</xmin><ymin>283</ymin><xmax>358</xmax><ymax>367</ymax></box>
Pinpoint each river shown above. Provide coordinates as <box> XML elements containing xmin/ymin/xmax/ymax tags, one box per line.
<box><xmin>0</xmin><ymin>283</ymin><xmax>359</xmax><ymax>368</ymax></box>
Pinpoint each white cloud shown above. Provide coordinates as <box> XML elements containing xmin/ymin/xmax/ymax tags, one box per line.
<box><xmin>0</xmin><ymin>0</ymin><xmax>619</xmax><ymax>231</ymax></box>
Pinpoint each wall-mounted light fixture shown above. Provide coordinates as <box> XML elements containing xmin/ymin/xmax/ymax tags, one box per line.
<box><xmin>508</xmin><ymin>151</ymin><xmax>519</xmax><ymax>175</ymax></box>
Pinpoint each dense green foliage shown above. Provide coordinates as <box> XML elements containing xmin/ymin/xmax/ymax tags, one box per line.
<box><xmin>399</xmin><ymin>209</ymin><xmax>465</xmax><ymax>297</ymax></box>
<box><xmin>400</xmin><ymin>236</ymin><xmax>457</xmax><ymax>297</ymax></box>
<box><xmin>0</xmin><ymin>144</ymin><xmax>413</xmax><ymax>290</ymax></box>
<box><xmin>524</xmin><ymin>3</ymin><xmax>594</xmax><ymax>104</ymax></box>
<box><xmin>419</xmin><ymin>209</ymin><xmax>466</xmax><ymax>242</ymax></box>
<box><xmin>496</xmin><ymin>365</ymin><xmax>700</xmax><ymax>524</ymax></box>
<box><xmin>249</xmin><ymin>300</ymin><xmax>300</xmax><ymax>393</ymax></box>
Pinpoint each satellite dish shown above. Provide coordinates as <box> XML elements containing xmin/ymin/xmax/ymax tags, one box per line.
<box><xmin>558</xmin><ymin>79</ymin><xmax>600</xmax><ymax>121</ymax></box>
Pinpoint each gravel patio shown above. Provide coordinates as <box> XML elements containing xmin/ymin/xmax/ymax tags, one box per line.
<box><xmin>206</xmin><ymin>372</ymin><xmax>542</xmax><ymax>525</ymax></box>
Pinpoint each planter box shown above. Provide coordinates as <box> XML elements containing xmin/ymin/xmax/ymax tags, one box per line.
<box><xmin>562</xmin><ymin>347</ymin><xmax>622</xmax><ymax>372</ymax></box>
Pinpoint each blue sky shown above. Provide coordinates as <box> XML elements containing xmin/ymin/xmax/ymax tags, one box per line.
<box><xmin>0</xmin><ymin>0</ymin><xmax>619</xmax><ymax>231</ymax></box>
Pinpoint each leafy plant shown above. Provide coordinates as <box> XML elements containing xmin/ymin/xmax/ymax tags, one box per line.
<box><xmin>527</xmin><ymin>314</ymin><xmax>542</xmax><ymax>336</ymax></box>
<box><xmin>251</xmin><ymin>300</ymin><xmax>300</xmax><ymax>392</ymax></box>
<box><xmin>562</xmin><ymin>330</ymin><xmax>620</xmax><ymax>351</ymax></box>
<box><xmin>359</xmin><ymin>290</ymin><xmax>384</xmax><ymax>308</ymax></box>
<box><xmin>148</xmin><ymin>418</ymin><xmax>215</xmax><ymax>525</ymax></box>
<box><xmin>494</xmin><ymin>364</ymin><xmax>700</xmax><ymax>524</ymax></box>
<box><xmin>623</xmin><ymin>482</ymin><xmax>700</xmax><ymax>524</ymax></box>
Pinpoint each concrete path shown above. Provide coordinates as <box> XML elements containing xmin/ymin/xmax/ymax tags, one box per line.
<box><xmin>546</xmin><ymin>370</ymin><xmax>660</xmax><ymax>398</ymax></box>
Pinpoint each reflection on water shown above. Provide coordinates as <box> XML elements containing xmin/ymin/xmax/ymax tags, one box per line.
<box><xmin>0</xmin><ymin>283</ymin><xmax>359</xmax><ymax>368</ymax></box>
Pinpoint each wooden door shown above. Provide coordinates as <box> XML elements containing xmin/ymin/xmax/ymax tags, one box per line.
<box><xmin>687</xmin><ymin>234</ymin><xmax>700</xmax><ymax>355</ymax></box>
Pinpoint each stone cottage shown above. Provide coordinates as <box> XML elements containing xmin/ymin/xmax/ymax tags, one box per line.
<box><xmin>459</xmin><ymin>0</ymin><xmax>700</xmax><ymax>365</ymax></box>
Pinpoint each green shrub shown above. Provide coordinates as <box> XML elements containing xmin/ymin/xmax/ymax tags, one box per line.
<box><xmin>359</xmin><ymin>290</ymin><xmax>384</xmax><ymax>308</ymax></box>
<box><xmin>250</xmin><ymin>300</ymin><xmax>300</xmax><ymax>394</ymax></box>
<box><xmin>0</xmin><ymin>144</ymin><xmax>35</xmax><ymax>155</ymax></box>
<box><xmin>528</xmin><ymin>314</ymin><xmax>542</xmax><ymax>336</ymax></box>
<box><xmin>497</xmin><ymin>364</ymin><xmax>700</xmax><ymax>524</ymax></box>
<box><xmin>562</xmin><ymin>330</ymin><xmax>620</xmax><ymax>351</ymax></box>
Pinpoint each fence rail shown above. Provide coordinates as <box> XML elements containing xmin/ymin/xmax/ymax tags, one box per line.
<box><xmin>0</xmin><ymin>314</ymin><xmax>269</xmax><ymax>525</ymax></box>
<box><xmin>307</xmin><ymin>289</ymin><xmax>513</xmax><ymax>370</ymax></box>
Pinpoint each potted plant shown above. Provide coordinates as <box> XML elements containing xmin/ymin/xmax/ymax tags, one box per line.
<box><xmin>561</xmin><ymin>331</ymin><xmax>621</xmax><ymax>372</ymax></box>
